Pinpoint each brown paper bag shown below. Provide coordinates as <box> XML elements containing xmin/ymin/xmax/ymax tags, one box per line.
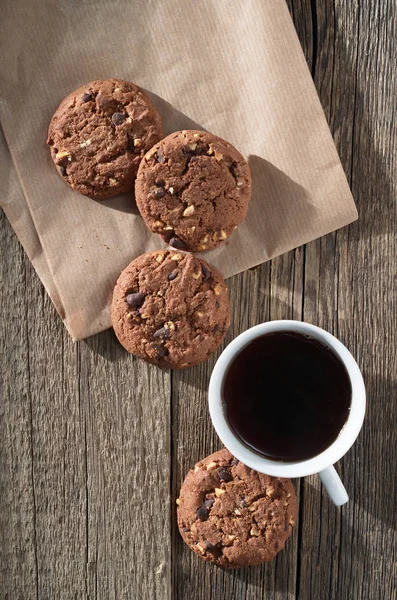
<box><xmin>0</xmin><ymin>0</ymin><xmax>357</xmax><ymax>340</ymax></box>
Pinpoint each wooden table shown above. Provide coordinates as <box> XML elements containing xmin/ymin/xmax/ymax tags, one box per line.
<box><xmin>1</xmin><ymin>2</ymin><xmax>396</xmax><ymax>599</ymax></box>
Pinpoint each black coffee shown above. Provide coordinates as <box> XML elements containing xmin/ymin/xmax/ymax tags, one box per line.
<box><xmin>222</xmin><ymin>331</ymin><xmax>352</xmax><ymax>462</ymax></box>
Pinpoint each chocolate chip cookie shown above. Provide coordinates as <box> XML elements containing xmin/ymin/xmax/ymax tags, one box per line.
<box><xmin>177</xmin><ymin>449</ymin><xmax>297</xmax><ymax>568</ymax></box>
<box><xmin>135</xmin><ymin>130</ymin><xmax>251</xmax><ymax>252</ymax></box>
<box><xmin>111</xmin><ymin>250</ymin><xmax>230</xmax><ymax>368</ymax></box>
<box><xmin>47</xmin><ymin>79</ymin><xmax>163</xmax><ymax>199</ymax></box>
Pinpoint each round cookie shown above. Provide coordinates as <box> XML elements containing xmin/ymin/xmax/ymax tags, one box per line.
<box><xmin>47</xmin><ymin>79</ymin><xmax>163</xmax><ymax>199</ymax></box>
<box><xmin>111</xmin><ymin>250</ymin><xmax>230</xmax><ymax>369</ymax></box>
<box><xmin>135</xmin><ymin>130</ymin><xmax>251</xmax><ymax>252</ymax></box>
<box><xmin>177</xmin><ymin>449</ymin><xmax>297</xmax><ymax>568</ymax></box>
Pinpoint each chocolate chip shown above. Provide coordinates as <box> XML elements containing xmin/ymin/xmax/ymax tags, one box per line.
<box><xmin>196</xmin><ymin>506</ymin><xmax>209</xmax><ymax>521</ymax></box>
<box><xmin>229</xmin><ymin>162</ymin><xmax>239</xmax><ymax>178</ymax></box>
<box><xmin>284</xmin><ymin>522</ymin><xmax>290</xmax><ymax>532</ymax></box>
<box><xmin>218</xmin><ymin>467</ymin><xmax>232</xmax><ymax>482</ymax></box>
<box><xmin>239</xmin><ymin>498</ymin><xmax>247</xmax><ymax>508</ymax></box>
<box><xmin>56</xmin><ymin>155</ymin><xmax>70</xmax><ymax>168</ymax></box>
<box><xmin>168</xmin><ymin>271</ymin><xmax>178</xmax><ymax>281</ymax></box>
<box><xmin>204</xmin><ymin>498</ymin><xmax>215</xmax><ymax>509</ymax></box>
<box><xmin>111</xmin><ymin>112</ymin><xmax>127</xmax><ymax>126</ymax></box>
<box><xmin>212</xmin><ymin>325</ymin><xmax>219</xmax><ymax>333</ymax></box>
<box><xmin>206</xmin><ymin>542</ymin><xmax>222</xmax><ymax>558</ymax></box>
<box><xmin>154</xmin><ymin>344</ymin><xmax>169</xmax><ymax>358</ymax></box>
<box><xmin>201</xmin><ymin>264</ymin><xmax>211</xmax><ymax>281</ymax></box>
<box><xmin>82</xmin><ymin>92</ymin><xmax>94</xmax><ymax>103</ymax></box>
<box><xmin>152</xmin><ymin>186</ymin><xmax>165</xmax><ymax>199</ymax></box>
<box><xmin>231</xmin><ymin>457</ymin><xmax>239</xmax><ymax>466</ymax></box>
<box><xmin>182</xmin><ymin>145</ymin><xmax>195</xmax><ymax>158</ymax></box>
<box><xmin>126</xmin><ymin>292</ymin><xmax>145</xmax><ymax>308</ymax></box>
<box><xmin>59</xmin><ymin>166</ymin><xmax>67</xmax><ymax>177</ymax></box>
<box><xmin>195</xmin><ymin>143</ymin><xmax>209</xmax><ymax>155</ymax></box>
<box><xmin>169</xmin><ymin>236</ymin><xmax>186</xmax><ymax>250</ymax></box>
<box><xmin>153</xmin><ymin>327</ymin><xmax>171</xmax><ymax>339</ymax></box>
<box><xmin>157</xmin><ymin>147</ymin><xmax>165</xmax><ymax>163</ymax></box>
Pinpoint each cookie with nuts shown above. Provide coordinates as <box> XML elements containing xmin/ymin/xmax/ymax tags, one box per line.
<box><xmin>47</xmin><ymin>79</ymin><xmax>163</xmax><ymax>199</ymax></box>
<box><xmin>177</xmin><ymin>449</ymin><xmax>297</xmax><ymax>568</ymax></box>
<box><xmin>135</xmin><ymin>130</ymin><xmax>252</xmax><ymax>252</ymax></box>
<box><xmin>111</xmin><ymin>250</ymin><xmax>230</xmax><ymax>368</ymax></box>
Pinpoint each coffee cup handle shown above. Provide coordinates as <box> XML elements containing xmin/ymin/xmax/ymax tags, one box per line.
<box><xmin>319</xmin><ymin>466</ymin><xmax>349</xmax><ymax>506</ymax></box>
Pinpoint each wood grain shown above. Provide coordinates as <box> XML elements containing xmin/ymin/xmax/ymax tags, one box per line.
<box><xmin>1</xmin><ymin>1</ymin><xmax>397</xmax><ymax>599</ymax></box>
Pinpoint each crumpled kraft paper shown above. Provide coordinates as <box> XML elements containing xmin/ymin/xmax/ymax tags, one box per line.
<box><xmin>0</xmin><ymin>0</ymin><xmax>357</xmax><ymax>340</ymax></box>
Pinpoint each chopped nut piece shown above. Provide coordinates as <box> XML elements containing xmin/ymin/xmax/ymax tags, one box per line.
<box><xmin>140</xmin><ymin>313</ymin><xmax>149</xmax><ymax>319</ymax></box>
<box><xmin>192</xmin><ymin>271</ymin><xmax>201</xmax><ymax>280</ymax></box>
<box><xmin>189</xmin><ymin>226</ymin><xmax>196</xmax><ymax>233</ymax></box>
<box><xmin>207</xmin><ymin>145</ymin><xmax>215</xmax><ymax>155</ymax></box>
<box><xmin>289</xmin><ymin>516</ymin><xmax>296</xmax><ymax>526</ymax></box>
<box><xmin>218</xmin><ymin>230</ymin><xmax>227</xmax><ymax>239</ymax></box>
<box><xmin>79</xmin><ymin>139</ymin><xmax>91</xmax><ymax>148</ymax></box>
<box><xmin>193</xmin><ymin>133</ymin><xmax>200</xmax><ymax>138</ymax></box>
<box><xmin>197</xmin><ymin>245</ymin><xmax>207</xmax><ymax>251</ymax></box>
<box><xmin>215</xmin><ymin>488</ymin><xmax>226</xmax><ymax>497</ymax></box>
<box><xmin>200</xmin><ymin>234</ymin><xmax>209</xmax><ymax>244</ymax></box>
<box><xmin>55</xmin><ymin>150</ymin><xmax>70</xmax><ymax>161</ymax></box>
<box><xmin>196</xmin><ymin>312</ymin><xmax>204</xmax><ymax>318</ymax></box>
<box><xmin>168</xmin><ymin>186</ymin><xmax>175</xmax><ymax>194</ymax></box>
<box><xmin>176</xmin><ymin>498</ymin><xmax>181</xmax><ymax>505</ymax></box>
<box><xmin>153</xmin><ymin>220</ymin><xmax>165</xmax><ymax>229</ymax></box>
<box><xmin>163</xmin><ymin>226</ymin><xmax>174</xmax><ymax>231</ymax></box>
<box><xmin>191</xmin><ymin>522</ymin><xmax>198</xmax><ymax>534</ymax></box>
<box><xmin>196</xmin><ymin>543</ymin><xmax>205</xmax><ymax>554</ymax></box>
<box><xmin>214</xmin><ymin>151</ymin><xmax>223</xmax><ymax>161</ymax></box>
<box><xmin>283</xmin><ymin>501</ymin><xmax>289</xmax><ymax>507</ymax></box>
<box><xmin>155</xmin><ymin>253</ymin><xmax>165</xmax><ymax>263</ymax></box>
<box><xmin>248</xmin><ymin>504</ymin><xmax>256</xmax><ymax>512</ymax></box>
<box><xmin>194</xmin><ymin>465</ymin><xmax>200</xmax><ymax>473</ymax></box>
<box><xmin>146</xmin><ymin>148</ymin><xmax>157</xmax><ymax>160</ymax></box>
<box><xmin>234</xmin><ymin>508</ymin><xmax>241</xmax><ymax>515</ymax></box>
<box><xmin>183</xmin><ymin>205</ymin><xmax>195</xmax><ymax>217</ymax></box>
<box><xmin>250</xmin><ymin>526</ymin><xmax>261</xmax><ymax>537</ymax></box>
<box><xmin>188</xmin><ymin>142</ymin><xmax>197</xmax><ymax>150</ymax></box>
<box><xmin>287</xmin><ymin>493</ymin><xmax>291</xmax><ymax>498</ymax></box>
<box><xmin>109</xmin><ymin>178</ymin><xmax>118</xmax><ymax>186</ymax></box>
<box><xmin>206</xmin><ymin>461</ymin><xmax>217</xmax><ymax>470</ymax></box>
<box><xmin>214</xmin><ymin>284</ymin><xmax>223</xmax><ymax>296</ymax></box>
<box><xmin>236</xmin><ymin>178</ymin><xmax>245</xmax><ymax>187</ymax></box>
<box><xmin>228</xmin><ymin>535</ymin><xmax>236</xmax><ymax>541</ymax></box>
<box><xmin>171</xmin><ymin>253</ymin><xmax>182</xmax><ymax>261</ymax></box>
<box><xmin>126</xmin><ymin>117</ymin><xmax>132</xmax><ymax>124</ymax></box>
<box><xmin>114</xmin><ymin>87</ymin><xmax>122</xmax><ymax>92</ymax></box>
<box><xmin>133</xmin><ymin>138</ymin><xmax>142</xmax><ymax>147</ymax></box>
<box><xmin>164</xmin><ymin>321</ymin><xmax>175</xmax><ymax>331</ymax></box>
<box><xmin>125</xmin><ymin>313</ymin><xmax>133</xmax><ymax>321</ymax></box>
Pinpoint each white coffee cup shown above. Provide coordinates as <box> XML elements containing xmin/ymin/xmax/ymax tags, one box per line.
<box><xmin>208</xmin><ymin>320</ymin><xmax>366</xmax><ymax>506</ymax></box>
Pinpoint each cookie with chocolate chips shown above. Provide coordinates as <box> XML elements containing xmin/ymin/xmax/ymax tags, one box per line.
<box><xmin>111</xmin><ymin>250</ymin><xmax>230</xmax><ymax>368</ymax></box>
<box><xmin>135</xmin><ymin>130</ymin><xmax>252</xmax><ymax>252</ymax></box>
<box><xmin>177</xmin><ymin>449</ymin><xmax>297</xmax><ymax>568</ymax></box>
<box><xmin>47</xmin><ymin>79</ymin><xmax>163</xmax><ymax>199</ymax></box>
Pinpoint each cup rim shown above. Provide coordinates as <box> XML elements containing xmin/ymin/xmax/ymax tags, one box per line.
<box><xmin>208</xmin><ymin>320</ymin><xmax>366</xmax><ymax>478</ymax></box>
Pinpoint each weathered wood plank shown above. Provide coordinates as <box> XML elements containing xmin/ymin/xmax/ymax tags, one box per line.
<box><xmin>79</xmin><ymin>335</ymin><xmax>171</xmax><ymax>600</ymax></box>
<box><xmin>298</xmin><ymin>2</ymin><xmax>397</xmax><ymax>600</ymax></box>
<box><xmin>0</xmin><ymin>212</ymin><xmax>39</xmax><ymax>600</ymax></box>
